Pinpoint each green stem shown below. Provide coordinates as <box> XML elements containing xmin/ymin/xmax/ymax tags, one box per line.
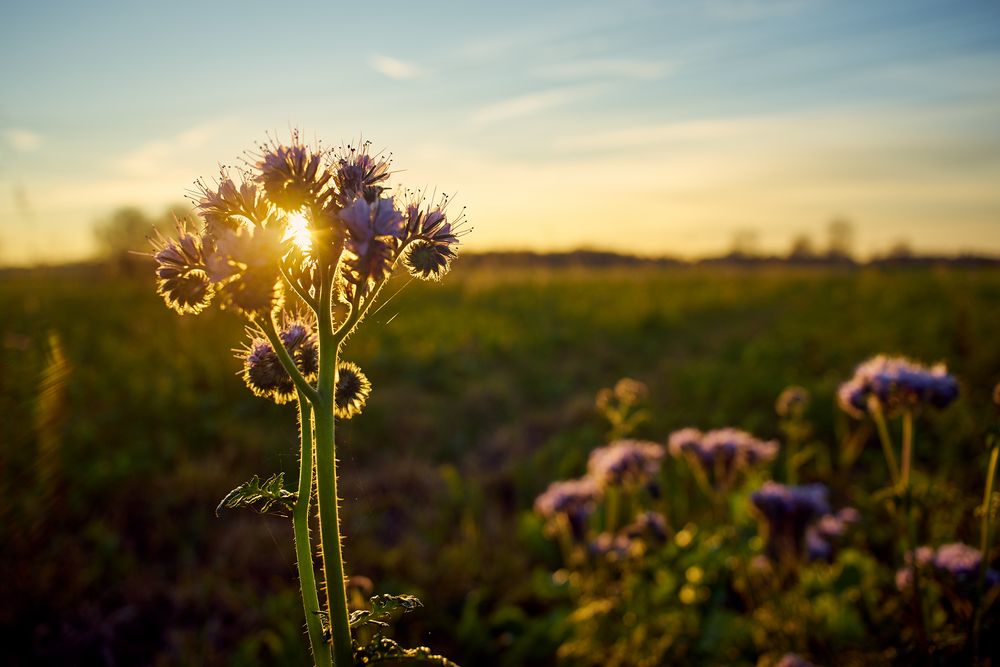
<box><xmin>294</xmin><ymin>397</ymin><xmax>332</xmax><ymax>667</ymax></box>
<box><xmin>901</xmin><ymin>411</ymin><xmax>913</xmax><ymax>490</ymax></box>
<box><xmin>898</xmin><ymin>412</ymin><xmax>929</xmax><ymax>655</ymax></box>
<box><xmin>973</xmin><ymin>442</ymin><xmax>999</xmax><ymax>662</ymax></box>
<box><xmin>314</xmin><ymin>268</ymin><xmax>354</xmax><ymax>667</ymax></box>
<box><xmin>260</xmin><ymin>314</ymin><xmax>320</xmax><ymax>406</ymax></box>
<box><xmin>869</xmin><ymin>400</ymin><xmax>901</xmax><ymax>488</ymax></box>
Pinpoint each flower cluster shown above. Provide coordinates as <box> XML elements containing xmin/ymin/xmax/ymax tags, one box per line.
<box><xmin>587</xmin><ymin>439</ymin><xmax>665</xmax><ymax>488</ymax></box>
<box><xmin>837</xmin><ymin>354</ymin><xmax>959</xmax><ymax>418</ymax></box>
<box><xmin>534</xmin><ymin>478</ymin><xmax>601</xmax><ymax>537</ymax></box>
<box><xmin>896</xmin><ymin>543</ymin><xmax>1000</xmax><ymax>592</ymax></box>
<box><xmin>669</xmin><ymin>427</ymin><xmax>778</xmax><ymax>489</ymax></box>
<box><xmin>151</xmin><ymin>136</ymin><xmax>464</xmax><ymax>322</ymax></box>
<box><xmin>595</xmin><ymin>377</ymin><xmax>649</xmax><ymax>414</ymax></box>
<box><xmin>751</xmin><ymin>482</ymin><xmax>831</xmax><ymax>562</ymax></box>
<box><xmin>237</xmin><ymin>315</ymin><xmax>319</xmax><ymax>404</ymax></box>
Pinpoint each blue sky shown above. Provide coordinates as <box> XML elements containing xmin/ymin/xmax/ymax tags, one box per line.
<box><xmin>2</xmin><ymin>0</ymin><xmax>999</xmax><ymax>264</ymax></box>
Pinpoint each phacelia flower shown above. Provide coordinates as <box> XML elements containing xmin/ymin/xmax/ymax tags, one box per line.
<box><xmin>208</xmin><ymin>222</ymin><xmax>287</xmax><ymax>318</ymax></box>
<box><xmin>669</xmin><ymin>427</ymin><xmax>779</xmax><ymax>489</ymax></box>
<box><xmin>279</xmin><ymin>316</ymin><xmax>319</xmax><ymax>380</ymax></box>
<box><xmin>151</xmin><ymin>223</ymin><xmax>214</xmax><ymax>315</ymax></box>
<box><xmin>620</xmin><ymin>511</ymin><xmax>669</xmax><ymax>542</ymax></box>
<box><xmin>837</xmin><ymin>354</ymin><xmax>959</xmax><ymax>418</ymax></box>
<box><xmin>751</xmin><ymin>482</ymin><xmax>830</xmax><ymax>562</ymax></box>
<box><xmin>776</xmin><ymin>385</ymin><xmax>810</xmax><ymax>418</ymax></box>
<box><xmin>333</xmin><ymin>142</ymin><xmax>392</xmax><ymax>206</ymax></box>
<box><xmin>340</xmin><ymin>197</ymin><xmax>405</xmax><ymax>293</ymax></box>
<box><xmin>255</xmin><ymin>133</ymin><xmax>332</xmax><ymax>212</ymax></box>
<box><xmin>239</xmin><ymin>338</ymin><xmax>296</xmax><ymax>404</ymax></box>
<box><xmin>195</xmin><ymin>173</ymin><xmax>277</xmax><ymax>237</ymax></box>
<box><xmin>334</xmin><ymin>361</ymin><xmax>371</xmax><ymax>419</ymax></box>
<box><xmin>896</xmin><ymin>543</ymin><xmax>999</xmax><ymax>592</ymax></box>
<box><xmin>587</xmin><ymin>439</ymin><xmax>665</xmax><ymax>488</ymax></box>
<box><xmin>534</xmin><ymin>477</ymin><xmax>601</xmax><ymax>538</ymax></box>
<box><xmin>589</xmin><ymin>532</ymin><xmax>634</xmax><ymax>560</ymax></box>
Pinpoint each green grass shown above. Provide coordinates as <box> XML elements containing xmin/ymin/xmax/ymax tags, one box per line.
<box><xmin>2</xmin><ymin>264</ymin><xmax>999</xmax><ymax>665</ymax></box>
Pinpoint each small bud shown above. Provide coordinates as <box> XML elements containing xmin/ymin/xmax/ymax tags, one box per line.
<box><xmin>240</xmin><ymin>338</ymin><xmax>295</xmax><ymax>404</ymax></box>
<box><xmin>335</xmin><ymin>361</ymin><xmax>371</xmax><ymax>419</ymax></box>
<box><xmin>404</xmin><ymin>240</ymin><xmax>455</xmax><ymax>281</ymax></box>
<box><xmin>776</xmin><ymin>385</ymin><xmax>810</xmax><ymax>418</ymax></box>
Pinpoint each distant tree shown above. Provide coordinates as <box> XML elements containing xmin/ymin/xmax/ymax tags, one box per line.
<box><xmin>730</xmin><ymin>228</ymin><xmax>760</xmax><ymax>257</ymax></box>
<box><xmin>93</xmin><ymin>204</ymin><xmax>189</xmax><ymax>275</ymax></box>
<box><xmin>826</xmin><ymin>217</ymin><xmax>855</xmax><ymax>260</ymax></box>
<box><xmin>886</xmin><ymin>239</ymin><xmax>913</xmax><ymax>260</ymax></box>
<box><xmin>788</xmin><ymin>233</ymin><xmax>816</xmax><ymax>260</ymax></box>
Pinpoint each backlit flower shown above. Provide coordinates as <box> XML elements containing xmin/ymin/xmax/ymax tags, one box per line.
<box><xmin>837</xmin><ymin>354</ymin><xmax>959</xmax><ymax>418</ymax></box>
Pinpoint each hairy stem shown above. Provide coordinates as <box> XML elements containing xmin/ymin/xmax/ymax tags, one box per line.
<box><xmin>869</xmin><ymin>401</ymin><xmax>901</xmax><ymax>488</ymax></box>
<box><xmin>260</xmin><ymin>314</ymin><xmax>320</xmax><ymax>406</ymax></box>
<box><xmin>973</xmin><ymin>442</ymin><xmax>999</xmax><ymax>662</ymax></box>
<box><xmin>314</xmin><ymin>268</ymin><xmax>354</xmax><ymax>667</ymax></box>
<box><xmin>294</xmin><ymin>397</ymin><xmax>332</xmax><ymax>667</ymax></box>
<box><xmin>899</xmin><ymin>413</ymin><xmax>929</xmax><ymax>655</ymax></box>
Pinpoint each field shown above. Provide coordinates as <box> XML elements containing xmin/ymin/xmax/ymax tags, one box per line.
<box><xmin>2</xmin><ymin>263</ymin><xmax>1000</xmax><ymax>666</ymax></box>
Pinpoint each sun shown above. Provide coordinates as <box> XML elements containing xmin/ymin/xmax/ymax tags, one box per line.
<box><xmin>284</xmin><ymin>211</ymin><xmax>313</xmax><ymax>253</ymax></box>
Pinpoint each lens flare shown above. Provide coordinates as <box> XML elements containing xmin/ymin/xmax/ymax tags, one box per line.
<box><xmin>284</xmin><ymin>211</ymin><xmax>313</xmax><ymax>253</ymax></box>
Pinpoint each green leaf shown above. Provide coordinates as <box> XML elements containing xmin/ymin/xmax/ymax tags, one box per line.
<box><xmin>351</xmin><ymin>594</ymin><xmax>424</xmax><ymax>632</ymax></box>
<box><xmin>215</xmin><ymin>473</ymin><xmax>296</xmax><ymax>517</ymax></box>
<box><xmin>354</xmin><ymin>635</ymin><xmax>459</xmax><ymax>666</ymax></box>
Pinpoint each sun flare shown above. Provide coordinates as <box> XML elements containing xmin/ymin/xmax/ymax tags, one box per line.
<box><xmin>284</xmin><ymin>211</ymin><xmax>313</xmax><ymax>253</ymax></box>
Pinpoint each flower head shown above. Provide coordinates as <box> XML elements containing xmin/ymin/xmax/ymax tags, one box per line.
<box><xmin>279</xmin><ymin>314</ymin><xmax>319</xmax><ymax>380</ymax></box>
<box><xmin>587</xmin><ymin>439</ymin><xmax>665</xmax><ymax>488</ymax></box>
<box><xmin>255</xmin><ymin>132</ymin><xmax>331</xmax><ymax>212</ymax></box>
<box><xmin>239</xmin><ymin>338</ymin><xmax>295</xmax><ymax>404</ymax></box>
<box><xmin>340</xmin><ymin>197</ymin><xmax>405</xmax><ymax>294</ymax></box>
<box><xmin>333</xmin><ymin>142</ymin><xmax>392</xmax><ymax>206</ymax></box>
<box><xmin>669</xmin><ymin>427</ymin><xmax>778</xmax><ymax>489</ymax></box>
<box><xmin>195</xmin><ymin>173</ymin><xmax>277</xmax><ymax>237</ymax></box>
<box><xmin>534</xmin><ymin>477</ymin><xmax>601</xmax><ymax>538</ymax></box>
<box><xmin>751</xmin><ymin>482</ymin><xmax>830</xmax><ymax>562</ymax></box>
<box><xmin>151</xmin><ymin>221</ymin><xmax>214</xmax><ymax>315</ymax></box>
<box><xmin>776</xmin><ymin>655</ymin><xmax>816</xmax><ymax>667</ymax></box>
<box><xmin>334</xmin><ymin>361</ymin><xmax>371</xmax><ymax>419</ymax></box>
<box><xmin>837</xmin><ymin>354</ymin><xmax>959</xmax><ymax>418</ymax></box>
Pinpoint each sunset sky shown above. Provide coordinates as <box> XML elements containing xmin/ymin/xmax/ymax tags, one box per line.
<box><xmin>2</xmin><ymin>0</ymin><xmax>999</xmax><ymax>265</ymax></box>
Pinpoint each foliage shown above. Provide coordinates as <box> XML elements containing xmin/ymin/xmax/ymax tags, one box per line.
<box><xmin>215</xmin><ymin>473</ymin><xmax>296</xmax><ymax>517</ymax></box>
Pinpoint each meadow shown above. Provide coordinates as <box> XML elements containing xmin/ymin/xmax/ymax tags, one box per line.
<box><xmin>2</xmin><ymin>262</ymin><xmax>999</xmax><ymax>666</ymax></box>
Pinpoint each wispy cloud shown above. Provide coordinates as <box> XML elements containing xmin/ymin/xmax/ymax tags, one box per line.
<box><xmin>537</xmin><ymin>58</ymin><xmax>674</xmax><ymax>81</ymax></box>
<box><xmin>370</xmin><ymin>54</ymin><xmax>424</xmax><ymax>80</ymax></box>
<box><xmin>5</xmin><ymin>128</ymin><xmax>42</xmax><ymax>153</ymax></box>
<box><xmin>114</xmin><ymin>123</ymin><xmax>220</xmax><ymax>176</ymax></box>
<box><xmin>470</xmin><ymin>85</ymin><xmax>601</xmax><ymax>128</ymax></box>
<box><xmin>555</xmin><ymin>117</ymin><xmax>764</xmax><ymax>151</ymax></box>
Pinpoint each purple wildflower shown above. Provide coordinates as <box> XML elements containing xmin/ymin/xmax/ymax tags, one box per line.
<box><xmin>589</xmin><ymin>532</ymin><xmax>633</xmax><ymax>559</ymax></box>
<box><xmin>669</xmin><ymin>427</ymin><xmax>778</xmax><ymax>488</ymax></box>
<box><xmin>751</xmin><ymin>482</ymin><xmax>830</xmax><ymax>562</ymax></box>
<box><xmin>151</xmin><ymin>222</ymin><xmax>214</xmax><ymax>315</ymax></box>
<box><xmin>279</xmin><ymin>316</ymin><xmax>319</xmax><ymax>380</ymax></box>
<box><xmin>534</xmin><ymin>477</ymin><xmax>601</xmax><ymax>538</ymax></box>
<box><xmin>333</xmin><ymin>142</ymin><xmax>392</xmax><ymax>206</ymax></box>
<box><xmin>239</xmin><ymin>338</ymin><xmax>295</xmax><ymax>404</ymax></box>
<box><xmin>806</xmin><ymin>507</ymin><xmax>860</xmax><ymax>562</ymax></box>
<box><xmin>340</xmin><ymin>197</ymin><xmax>405</xmax><ymax>293</ymax></box>
<box><xmin>255</xmin><ymin>134</ymin><xmax>332</xmax><ymax>212</ymax></box>
<box><xmin>837</xmin><ymin>354</ymin><xmax>959</xmax><ymax>418</ymax></box>
<box><xmin>621</xmin><ymin>511</ymin><xmax>669</xmax><ymax>542</ymax></box>
<box><xmin>587</xmin><ymin>439</ymin><xmax>665</xmax><ymax>488</ymax></box>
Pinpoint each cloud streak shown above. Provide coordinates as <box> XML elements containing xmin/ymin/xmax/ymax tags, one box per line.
<box><xmin>536</xmin><ymin>58</ymin><xmax>674</xmax><ymax>81</ymax></box>
<box><xmin>370</xmin><ymin>54</ymin><xmax>424</xmax><ymax>80</ymax></box>
<box><xmin>470</xmin><ymin>85</ymin><xmax>601</xmax><ymax>128</ymax></box>
<box><xmin>5</xmin><ymin>128</ymin><xmax>42</xmax><ymax>153</ymax></box>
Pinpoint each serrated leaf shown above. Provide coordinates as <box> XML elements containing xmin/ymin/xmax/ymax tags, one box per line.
<box><xmin>370</xmin><ymin>594</ymin><xmax>423</xmax><ymax>617</ymax></box>
<box><xmin>215</xmin><ymin>473</ymin><xmax>297</xmax><ymax>517</ymax></box>
<box><xmin>353</xmin><ymin>635</ymin><xmax>459</xmax><ymax>666</ymax></box>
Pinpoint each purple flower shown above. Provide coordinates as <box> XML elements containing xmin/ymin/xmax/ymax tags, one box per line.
<box><xmin>752</xmin><ymin>482</ymin><xmax>830</xmax><ymax>562</ymax></box>
<box><xmin>587</xmin><ymin>440</ymin><xmax>665</xmax><ymax>488</ymax></box>
<box><xmin>669</xmin><ymin>427</ymin><xmax>779</xmax><ymax>488</ymax></box>
<box><xmin>896</xmin><ymin>543</ymin><xmax>999</xmax><ymax>592</ymax></box>
<box><xmin>333</xmin><ymin>142</ymin><xmax>392</xmax><ymax>206</ymax></box>
<box><xmin>255</xmin><ymin>135</ymin><xmax>331</xmax><ymax>212</ymax></box>
<box><xmin>621</xmin><ymin>511</ymin><xmax>669</xmax><ymax>542</ymax></box>
<box><xmin>837</xmin><ymin>354</ymin><xmax>959</xmax><ymax>418</ymax></box>
<box><xmin>535</xmin><ymin>477</ymin><xmax>601</xmax><ymax>538</ymax></box>
<box><xmin>776</xmin><ymin>654</ymin><xmax>816</xmax><ymax>667</ymax></box>
<box><xmin>934</xmin><ymin>542</ymin><xmax>985</xmax><ymax>579</ymax></box>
